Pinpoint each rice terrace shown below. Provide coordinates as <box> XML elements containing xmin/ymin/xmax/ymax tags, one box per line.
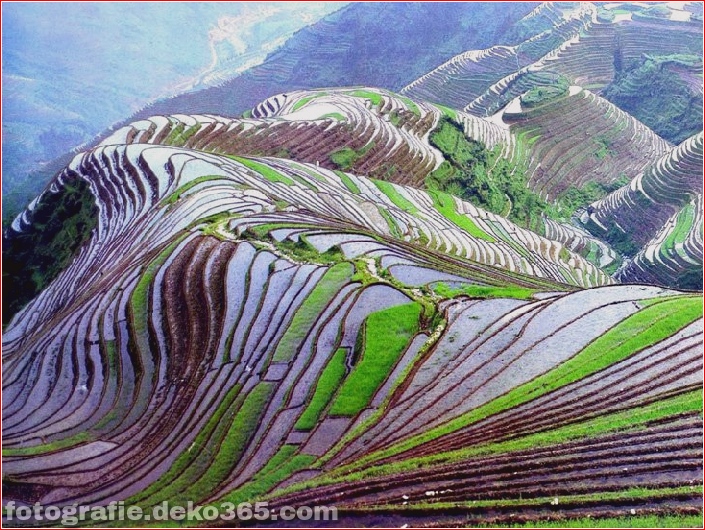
<box><xmin>1</xmin><ymin>1</ymin><xmax>703</xmax><ymax>528</ymax></box>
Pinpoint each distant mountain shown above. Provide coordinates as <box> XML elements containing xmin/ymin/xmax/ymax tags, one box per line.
<box><xmin>1</xmin><ymin>1</ymin><xmax>344</xmax><ymax>218</ymax></box>
<box><xmin>133</xmin><ymin>2</ymin><xmax>538</xmax><ymax>119</ymax></box>
<box><xmin>403</xmin><ymin>1</ymin><xmax>703</xmax><ymax>141</ymax></box>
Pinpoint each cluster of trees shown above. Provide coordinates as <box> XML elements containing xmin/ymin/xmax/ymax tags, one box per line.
<box><xmin>520</xmin><ymin>74</ymin><xmax>570</xmax><ymax>108</ymax></box>
<box><xmin>2</xmin><ymin>178</ymin><xmax>98</xmax><ymax>325</ymax></box>
<box><xmin>425</xmin><ymin>117</ymin><xmax>638</xmax><ymax>239</ymax></box>
<box><xmin>426</xmin><ymin>117</ymin><xmax>547</xmax><ymax>231</ymax></box>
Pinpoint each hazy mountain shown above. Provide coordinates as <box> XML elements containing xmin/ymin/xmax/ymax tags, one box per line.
<box><xmin>1</xmin><ymin>1</ymin><xmax>344</xmax><ymax>216</ymax></box>
<box><xmin>132</xmin><ymin>2</ymin><xmax>538</xmax><ymax>118</ymax></box>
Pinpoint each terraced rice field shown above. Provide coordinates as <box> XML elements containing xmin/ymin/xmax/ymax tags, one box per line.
<box><xmin>3</xmin><ymin>123</ymin><xmax>701</xmax><ymax>525</ymax></box>
<box><xmin>402</xmin><ymin>2</ymin><xmax>596</xmax><ymax>112</ymax></box>
<box><xmin>399</xmin><ymin>0</ymin><xmax>702</xmax><ymax>225</ymax></box>
<box><xmin>403</xmin><ymin>1</ymin><xmax>701</xmax><ymax>119</ymax></box>
<box><xmin>543</xmin><ymin>217</ymin><xmax>619</xmax><ymax>271</ymax></box>
<box><xmin>502</xmin><ymin>88</ymin><xmax>670</xmax><ymax>200</ymax></box>
<box><xmin>100</xmin><ymin>88</ymin><xmax>511</xmax><ymax>191</ymax></box>
<box><xmin>587</xmin><ymin>132</ymin><xmax>703</xmax><ymax>287</ymax></box>
<box><xmin>101</xmin><ymin>88</ymin><xmax>519</xmax><ymax>193</ymax></box>
<box><xmin>96</xmin><ymin>85</ymin><xmax>690</xmax><ymax>288</ymax></box>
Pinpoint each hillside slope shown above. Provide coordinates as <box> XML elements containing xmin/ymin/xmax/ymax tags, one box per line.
<box><xmin>99</xmin><ymin>87</ymin><xmax>679</xmax><ymax>235</ymax></box>
<box><xmin>502</xmin><ymin>87</ymin><xmax>671</xmax><ymax>200</ymax></box>
<box><xmin>2</xmin><ymin>3</ymin><xmax>703</xmax><ymax>525</ymax></box>
<box><xmin>619</xmin><ymin>195</ymin><xmax>703</xmax><ymax>290</ymax></box>
<box><xmin>4</xmin><ymin>141</ymin><xmax>608</xmax><ymax>332</ymax></box>
<box><xmin>132</xmin><ymin>2</ymin><xmax>536</xmax><ymax>123</ymax></box>
<box><xmin>99</xmin><ymin>88</ymin><xmax>509</xmax><ymax>189</ymax></box>
<box><xmin>402</xmin><ymin>2</ymin><xmax>596</xmax><ymax>110</ymax></box>
<box><xmin>3</xmin><ymin>140</ymin><xmax>701</xmax><ymax>526</ymax></box>
<box><xmin>23</xmin><ymin>84</ymin><xmax>701</xmax><ymax>294</ymax></box>
<box><xmin>585</xmin><ymin>132</ymin><xmax>704</xmax><ymax>288</ymax></box>
<box><xmin>403</xmin><ymin>1</ymin><xmax>703</xmax><ymax>142</ymax></box>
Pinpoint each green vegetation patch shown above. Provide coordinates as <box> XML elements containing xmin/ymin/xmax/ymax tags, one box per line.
<box><xmin>281</xmin><ymin>387</ymin><xmax>702</xmax><ymax>496</ymax></box>
<box><xmin>229</xmin><ymin>156</ymin><xmax>294</xmax><ymax>185</ymax></box>
<box><xmin>388</xmin><ymin>110</ymin><xmax>403</xmax><ymax>127</ymax></box>
<box><xmin>329</xmin><ymin>142</ymin><xmax>375</xmax><ymax>171</ymax></box>
<box><xmin>329</xmin><ymin>148</ymin><xmax>359</xmax><ymax>170</ymax></box>
<box><xmin>162</xmin><ymin>175</ymin><xmax>225</xmax><ymax>205</ymax></box>
<box><xmin>292</xmin><ymin>93</ymin><xmax>327</xmax><ymax>112</ymax></box>
<box><xmin>520</xmin><ymin>74</ymin><xmax>570</xmax><ymax>108</ymax></box>
<box><xmin>130</xmin><ymin>234</ymin><xmax>189</xmax><ymax>340</ymax></box>
<box><xmin>321</xmin><ymin>112</ymin><xmax>346</xmax><ymax>121</ymax></box>
<box><xmin>3</xmin><ymin>178</ymin><xmax>99</xmax><ymax>325</ymax></box>
<box><xmin>272</xmin><ymin>262</ymin><xmax>353</xmax><ymax>362</ymax></box>
<box><xmin>434</xmin><ymin>104</ymin><xmax>458</xmax><ymax>121</ymax></box>
<box><xmin>290</xmin><ymin>162</ymin><xmax>327</xmax><ymax>183</ymax></box>
<box><xmin>663</xmin><ymin>202</ymin><xmax>696</xmax><ymax>257</ymax></box>
<box><xmin>272</xmin><ymin>236</ymin><xmax>344</xmax><ymax>265</ymax></box>
<box><xmin>592</xmin><ymin>135</ymin><xmax>615</xmax><ymax>160</ymax></box>
<box><xmin>660</xmin><ymin>203</ymin><xmax>703</xmax><ymax>291</ymax></box>
<box><xmin>347</xmin><ymin>89</ymin><xmax>383</xmax><ymax>106</ymax></box>
<box><xmin>426</xmin><ymin>117</ymin><xmax>545</xmax><ymax>229</ymax></box>
<box><xmin>352</xmin><ymin>388</ymin><xmax>703</xmax><ymax>481</ymax></box>
<box><xmin>295</xmin><ymin>348</ymin><xmax>348</xmax><ymax>430</ymax></box>
<box><xmin>128</xmin><ymin>383</ymin><xmax>244</xmax><ymax>506</ymax></box>
<box><xmin>430</xmin><ymin>190</ymin><xmax>495</xmax><ymax>242</ymax></box>
<box><xmin>378</xmin><ymin>206</ymin><xmax>402</xmax><ymax>238</ymax></box>
<box><xmin>441</xmin><ymin>388</ymin><xmax>703</xmax><ymax>464</ymax></box>
<box><xmin>432</xmin><ymin>282</ymin><xmax>535</xmax><ymax>300</ymax></box>
<box><xmin>179</xmin><ymin>382</ymin><xmax>275</xmax><ymax>503</ymax></box>
<box><xmin>243</xmin><ymin>222</ymin><xmax>321</xmax><ymax>240</ymax></box>
<box><xmin>329</xmin><ymin>302</ymin><xmax>422</xmax><ymax>416</ymax></box>
<box><xmin>603</xmin><ymin>54</ymin><xmax>704</xmax><ymax>144</ymax></box>
<box><xmin>660</xmin><ymin>205</ymin><xmax>702</xmax><ymax>290</ymax></box>
<box><xmin>164</xmin><ymin>122</ymin><xmax>185</xmax><ymax>145</ymax></box>
<box><xmin>290</xmin><ymin>174</ymin><xmax>318</xmax><ymax>191</ymax></box>
<box><xmin>180</xmin><ymin>124</ymin><xmax>201</xmax><ymax>145</ymax></box>
<box><xmin>334</xmin><ymin>170</ymin><xmax>361</xmax><ymax>194</ymax></box>
<box><xmin>373</xmin><ymin>180</ymin><xmax>420</xmax><ymax>216</ymax></box>
<box><xmin>164</xmin><ymin>123</ymin><xmax>201</xmax><ymax>147</ymax></box>
<box><xmin>547</xmin><ymin>175</ymin><xmax>630</xmax><ymax>220</ymax></box>
<box><xmin>398</xmin><ymin>96</ymin><xmax>421</xmax><ymax>116</ymax></box>
<box><xmin>2</xmin><ymin>432</ymin><xmax>92</xmax><ymax>457</ymax></box>
<box><xmin>220</xmin><ymin>445</ymin><xmax>316</xmax><ymax>505</ymax></box>
<box><xmin>125</xmin><ymin>383</ymin><xmax>274</xmax><ymax>511</ymax></box>
<box><xmin>292</xmin><ymin>96</ymin><xmax>315</xmax><ymax>111</ymax></box>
